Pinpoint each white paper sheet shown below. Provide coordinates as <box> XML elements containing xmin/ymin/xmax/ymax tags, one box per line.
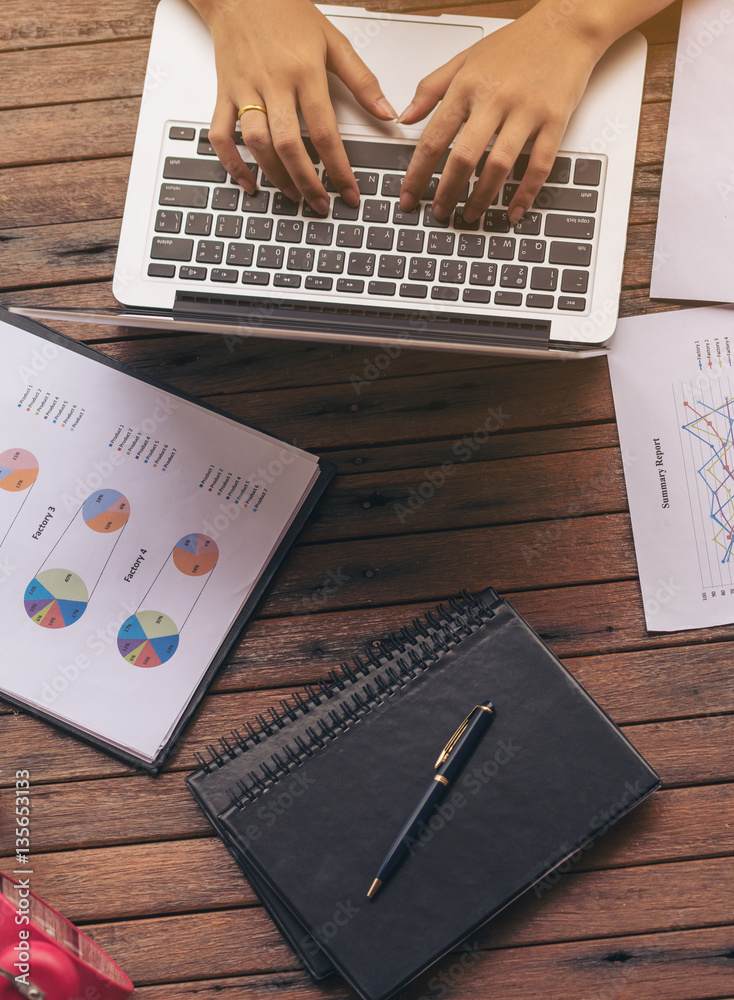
<box><xmin>608</xmin><ymin>306</ymin><xmax>734</xmax><ymax>630</ymax></box>
<box><xmin>651</xmin><ymin>0</ymin><xmax>734</xmax><ymax>303</ymax></box>
<box><xmin>0</xmin><ymin>318</ymin><xmax>319</xmax><ymax>761</ymax></box>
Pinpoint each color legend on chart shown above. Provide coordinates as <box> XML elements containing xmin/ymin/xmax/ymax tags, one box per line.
<box><xmin>172</xmin><ymin>534</ymin><xmax>219</xmax><ymax>577</ymax></box>
<box><xmin>0</xmin><ymin>448</ymin><xmax>39</xmax><ymax>493</ymax></box>
<box><xmin>24</xmin><ymin>569</ymin><xmax>89</xmax><ymax>629</ymax></box>
<box><xmin>117</xmin><ymin>610</ymin><xmax>180</xmax><ymax>667</ymax></box>
<box><xmin>82</xmin><ymin>489</ymin><xmax>131</xmax><ymax>534</ymax></box>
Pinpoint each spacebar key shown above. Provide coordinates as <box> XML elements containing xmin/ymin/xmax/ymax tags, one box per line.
<box><xmin>341</xmin><ymin>140</ymin><xmax>447</xmax><ymax>174</ymax></box>
<box><xmin>163</xmin><ymin>157</ymin><xmax>227</xmax><ymax>182</ymax></box>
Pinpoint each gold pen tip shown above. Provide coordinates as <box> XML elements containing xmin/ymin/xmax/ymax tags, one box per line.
<box><xmin>367</xmin><ymin>879</ymin><xmax>382</xmax><ymax>899</ymax></box>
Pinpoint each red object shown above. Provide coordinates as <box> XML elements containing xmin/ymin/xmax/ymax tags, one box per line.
<box><xmin>0</xmin><ymin>873</ymin><xmax>133</xmax><ymax>1000</ymax></box>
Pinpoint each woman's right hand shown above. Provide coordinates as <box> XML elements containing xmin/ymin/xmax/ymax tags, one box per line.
<box><xmin>190</xmin><ymin>0</ymin><xmax>397</xmax><ymax>213</ymax></box>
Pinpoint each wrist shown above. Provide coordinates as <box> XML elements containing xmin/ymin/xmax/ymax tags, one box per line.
<box><xmin>530</xmin><ymin>0</ymin><xmax>617</xmax><ymax>61</ymax></box>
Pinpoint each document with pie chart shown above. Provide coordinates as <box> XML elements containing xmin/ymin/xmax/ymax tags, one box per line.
<box><xmin>0</xmin><ymin>307</ymin><xmax>332</xmax><ymax>771</ymax></box>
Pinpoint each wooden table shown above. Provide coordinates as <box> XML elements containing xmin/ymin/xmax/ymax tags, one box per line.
<box><xmin>2</xmin><ymin>2</ymin><xmax>733</xmax><ymax>998</ymax></box>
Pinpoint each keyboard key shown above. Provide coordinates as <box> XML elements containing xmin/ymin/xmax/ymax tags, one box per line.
<box><xmin>333</xmin><ymin>197</ymin><xmax>360</xmax><ymax>221</ymax></box>
<box><xmin>151</xmin><ymin>237</ymin><xmax>193</xmax><ymax>261</ymax></box>
<box><xmin>526</xmin><ymin>293</ymin><xmax>554</xmax><ymax>309</ymax></box>
<box><xmin>211</xmin><ymin>268</ymin><xmax>238</xmax><ymax>282</ymax></box>
<box><xmin>305</xmin><ymin>275</ymin><xmax>333</xmax><ymax>290</ymax></box>
<box><xmin>246</xmin><ymin>217</ymin><xmax>273</xmax><ymax>241</ymax></box>
<box><xmin>423</xmin><ymin>205</ymin><xmax>450</xmax><ymax>229</ymax></box>
<box><xmin>488</xmin><ymin>236</ymin><xmax>516</xmax><ymax>260</ymax></box>
<box><xmin>337</xmin><ymin>278</ymin><xmax>365</xmax><ymax>293</ymax></box>
<box><xmin>257</xmin><ymin>245</ymin><xmax>285</xmax><ymax>269</ymax></box>
<box><xmin>463</xmin><ymin>288</ymin><xmax>491</xmax><ymax>304</ymax></box>
<box><xmin>393</xmin><ymin>205</ymin><xmax>420</xmax><ymax>226</ymax></box>
<box><xmin>427</xmin><ymin>232</ymin><xmax>455</xmax><ymax>255</ymax></box>
<box><xmin>148</xmin><ymin>262</ymin><xmax>176</xmax><ymax>278</ymax></box>
<box><xmin>306</xmin><ymin>222</ymin><xmax>334</xmax><ymax>245</ymax></box>
<box><xmin>574</xmin><ymin>158</ymin><xmax>602</xmax><ymax>186</ymax></box>
<box><xmin>301</xmin><ymin>138</ymin><xmax>321</xmax><ymax>163</ymax></box>
<box><xmin>512</xmin><ymin>154</ymin><xmax>571</xmax><ymax>184</ymax></box>
<box><xmin>342</xmin><ymin>139</ymin><xmax>438</xmax><ymax>172</ymax></box>
<box><xmin>155</xmin><ymin>210</ymin><xmax>182</xmax><ymax>233</ymax></box>
<box><xmin>494</xmin><ymin>291</ymin><xmax>523</xmax><ymax>306</ymax></box>
<box><xmin>164</xmin><ymin>157</ymin><xmax>227</xmax><ymax>183</ymax></box>
<box><xmin>531</xmin><ymin>267</ymin><xmax>558</xmax><ymax>291</ymax></box>
<box><xmin>185</xmin><ymin>212</ymin><xmax>212</xmax><ymax>236</ymax></box>
<box><xmin>228</xmin><ymin>161</ymin><xmax>258</xmax><ymax>185</ymax></box>
<box><xmin>470</xmin><ymin>262</ymin><xmax>497</xmax><ymax>286</ymax></box>
<box><xmin>179</xmin><ymin>265</ymin><xmax>207</xmax><ymax>279</ymax></box>
<box><xmin>242</xmin><ymin>270</ymin><xmax>270</xmax><ymax>285</ymax></box>
<box><xmin>318</xmin><ymin>250</ymin><xmax>346</xmax><ymax>273</ymax></box>
<box><xmin>348</xmin><ymin>253</ymin><xmax>376</xmax><ymax>276</ymax></box>
<box><xmin>241</xmin><ymin>191</ymin><xmax>270</xmax><ymax>213</ymax></box>
<box><xmin>381</xmin><ymin>174</ymin><xmax>404</xmax><ymax>197</ymax></box>
<box><xmin>363</xmin><ymin>200</ymin><xmax>390</xmax><ymax>224</ymax></box>
<box><xmin>397</xmin><ymin>229</ymin><xmax>424</xmax><ymax>253</ymax></box>
<box><xmin>216</xmin><ymin>215</ymin><xmax>242</xmax><ymax>239</ymax></box>
<box><xmin>276</xmin><ymin>220</ymin><xmax>303</xmax><ymax>243</ymax></box>
<box><xmin>273</xmin><ymin>192</ymin><xmax>300</xmax><ymax>216</ymax></box>
<box><xmin>500</xmin><ymin>265</ymin><xmax>528</xmax><ymax>288</ymax></box>
<box><xmin>484</xmin><ymin>210</ymin><xmax>510</xmax><ymax>233</ymax></box>
<box><xmin>458</xmin><ymin>234</ymin><xmax>485</xmax><ymax>258</ymax></box>
<box><xmin>322</xmin><ymin>173</ymin><xmax>338</xmax><ymax>192</ymax></box>
<box><xmin>378</xmin><ymin>255</ymin><xmax>406</xmax><ymax>279</ymax></box>
<box><xmin>169</xmin><ymin>126</ymin><xmax>196</xmax><ymax>141</ymax></box>
<box><xmin>274</xmin><ymin>273</ymin><xmax>302</xmax><ymax>288</ymax></box>
<box><xmin>227</xmin><ymin>243</ymin><xmax>254</xmax><ymax>266</ymax></box>
<box><xmin>366</xmin><ymin>227</ymin><xmax>394</xmax><ymax>251</ymax></box>
<box><xmin>431</xmin><ymin>286</ymin><xmax>459</xmax><ymax>301</ymax></box>
<box><xmin>545</xmin><ymin>214</ymin><xmax>595</xmax><ymax>240</ymax></box>
<box><xmin>518</xmin><ymin>239</ymin><xmax>546</xmax><ymax>263</ymax></box>
<box><xmin>535</xmin><ymin>187</ymin><xmax>598</xmax><ymax>212</ymax></box>
<box><xmin>160</xmin><ymin>183</ymin><xmax>208</xmax><ymax>208</ymax></box>
<box><xmin>549</xmin><ymin>242</ymin><xmax>592</xmax><ymax>266</ymax></box>
<box><xmin>355</xmin><ymin>171</ymin><xmax>379</xmax><ymax>195</ymax></box>
<box><xmin>212</xmin><ymin>187</ymin><xmax>240</xmax><ymax>211</ymax></box>
<box><xmin>453</xmin><ymin>210</ymin><xmax>480</xmax><ymax>231</ymax></box>
<box><xmin>513</xmin><ymin>212</ymin><xmax>541</xmax><ymax>235</ymax></box>
<box><xmin>561</xmin><ymin>269</ymin><xmax>589</xmax><ymax>294</ymax></box>
<box><xmin>197</xmin><ymin>135</ymin><xmax>216</xmax><ymax>156</ymax></box>
<box><xmin>559</xmin><ymin>296</ymin><xmax>587</xmax><ymax>310</ymax></box>
<box><xmin>303</xmin><ymin>201</ymin><xmax>329</xmax><ymax>218</ymax></box>
<box><xmin>368</xmin><ymin>280</ymin><xmax>396</xmax><ymax>295</ymax></box>
<box><xmin>196</xmin><ymin>240</ymin><xmax>224</xmax><ymax>263</ymax></box>
<box><xmin>439</xmin><ymin>260</ymin><xmax>467</xmax><ymax>284</ymax></box>
<box><xmin>288</xmin><ymin>247</ymin><xmax>315</xmax><ymax>271</ymax></box>
<box><xmin>400</xmin><ymin>283</ymin><xmax>428</xmax><ymax>298</ymax></box>
<box><xmin>259</xmin><ymin>174</ymin><xmax>276</xmax><ymax>188</ymax></box>
<box><xmin>409</xmin><ymin>257</ymin><xmax>436</xmax><ymax>282</ymax></box>
<box><xmin>336</xmin><ymin>225</ymin><xmax>364</xmax><ymax>248</ymax></box>
<box><xmin>422</xmin><ymin>177</ymin><xmax>439</xmax><ymax>200</ymax></box>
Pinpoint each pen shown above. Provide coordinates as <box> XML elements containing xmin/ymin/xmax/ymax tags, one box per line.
<box><xmin>367</xmin><ymin>701</ymin><xmax>495</xmax><ymax>899</ymax></box>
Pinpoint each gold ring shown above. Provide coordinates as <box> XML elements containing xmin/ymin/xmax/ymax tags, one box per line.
<box><xmin>238</xmin><ymin>104</ymin><xmax>268</xmax><ymax>119</ymax></box>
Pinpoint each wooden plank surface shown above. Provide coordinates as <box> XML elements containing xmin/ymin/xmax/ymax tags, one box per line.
<box><xmin>1</xmin><ymin>1</ymin><xmax>732</xmax><ymax>999</ymax></box>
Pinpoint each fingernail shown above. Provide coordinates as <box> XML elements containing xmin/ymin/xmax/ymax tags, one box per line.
<box><xmin>345</xmin><ymin>187</ymin><xmax>360</xmax><ymax>208</ymax></box>
<box><xmin>240</xmin><ymin>180</ymin><xmax>256</xmax><ymax>195</ymax></box>
<box><xmin>283</xmin><ymin>185</ymin><xmax>301</xmax><ymax>202</ymax></box>
<box><xmin>462</xmin><ymin>209</ymin><xmax>478</xmax><ymax>224</ymax></box>
<box><xmin>377</xmin><ymin>97</ymin><xmax>398</xmax><ymax>120</ymax></box>
<box><xmin>399</xmin><ymin>193</ymin><xmax>415</xmax><ymax>212</ymax></box>
<box><xmin>509</xmin><ymin>206</ymin><xmax>525</xmax><ymax>225</ymax></box>
<box><xmin>396</xmin><ymin>101</ymin><xmax>417</xmax><ymax>125</ymax></box>
<box><xmin>314</xmin><ymin>197</ymin><xmax>330</xmax><ymax>216</ymax></box>
<box><xmin>433</xmin><ymin>202</ymin><xmax>449</xmax><ymax>221</ymax></box>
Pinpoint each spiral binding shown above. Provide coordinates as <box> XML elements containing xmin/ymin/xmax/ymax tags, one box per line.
<box><xmin>207</xmin><ymin>589</ymin><xmax>500</xmax><ymax>808</ymax></box>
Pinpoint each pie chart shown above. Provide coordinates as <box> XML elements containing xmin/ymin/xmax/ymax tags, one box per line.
<box><xmin>24</xmin><ymin>569</ymin><xmax>89</xmax><ymax>629</ymax></box>
<box><xmin>117</xmin><ymin>610</ymin><xmax>180</xmax><ymax>667</ymax></box>
<box><xmin>82</xmin><ymin>489</ymin><xmax>131</xmax><ymax>533</ymax></box>
<box><xmin>0</xmin><ymin>448</ymin><xmax>39</xmax><ymax>492</ymax></box>
<box><xmin>172</xmin><ymin>533</ymin><xmax>219</xmax><ymax>577</ymax></box>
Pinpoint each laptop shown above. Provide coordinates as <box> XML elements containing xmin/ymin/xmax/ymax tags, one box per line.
<box><xmin>17</xmin><ymin>0</ymin><xmax>647</xmax><ymax>358</ymax></box>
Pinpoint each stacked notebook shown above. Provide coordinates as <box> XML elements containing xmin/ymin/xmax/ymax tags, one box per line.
<box><xmin>187</xmin><ymin>587</ymin><xmax>660</xmax><ymax>1000</ymax></box>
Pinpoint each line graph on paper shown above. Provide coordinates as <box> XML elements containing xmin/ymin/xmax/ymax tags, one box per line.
<box><xmin>676</xmin><ymin>375</ymin><xmax>734</xmax><ymax>589</ymax></box>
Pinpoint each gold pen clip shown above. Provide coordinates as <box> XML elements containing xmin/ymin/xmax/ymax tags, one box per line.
<box><xmin>434</xmin><ymin>705</ymin><xmax>493</xmax><ymax>768</ymax></box>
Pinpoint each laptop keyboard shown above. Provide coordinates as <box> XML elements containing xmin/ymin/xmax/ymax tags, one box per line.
<box><xmin>147</xmin><ymin>122</ymin><xmax>606</xmax><ymax>317</ymax></box>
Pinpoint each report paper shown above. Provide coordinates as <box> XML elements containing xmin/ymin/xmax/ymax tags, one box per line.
<box><xmin>608</xmin><ymin>306</ymin><xmax>734</xmax><ymax>630</ymax></box>
<box><xmin>0</xmin><ymin>317</ymin><xmax>319</xmax><ymax>762</ymax></box>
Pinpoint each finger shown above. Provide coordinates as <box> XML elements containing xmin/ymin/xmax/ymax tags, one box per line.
<box><xmin>507</xmin><ymin>121</ymin><xmax>566</xmax><ymax>224</ymax></box>
<box><xmin>464</xmin><ymin>116</ymin><xmax>532</xmax><ymax>224</ymax></box>
<box><xmin>238</xmin><ymin>103</ymin><xmax>302</xmax><ymax>203</ymax></box>
<box><xmin>208</xmin><ymin>98</ymin><xmax>257</xmax><ymax>194</ymax></box>
<box><xmin>264</xmin><ymin>98</ymin><xmax>331</xmax><ymax>213</ymax></box>
<box><xmin>399</xmin><ymin>97</ymin><xmax>468</xmax><ymax>212</ymax></box>
<box><xmin>325</xmin><ymin>27</ymin><xmax>397</xmax><ymax>121</ymax></box>
<box><xmin>396</xmin><ymin>51</ymin><xmax>468</xmax><ymax>126</ymax></box>
<box><xmin>432</xmin><ymin>109</ymin><xmax>502</xmax><ymax>222</ymax></box>
<box><xmin>299</xmin><ymin>81</ymin><xmax>360</xmax><ymax>207</ymax></box>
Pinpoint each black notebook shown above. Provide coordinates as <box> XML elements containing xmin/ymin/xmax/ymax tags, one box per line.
<box><xmin>188</xmin><ymin>588</ymin><xmax>660</xmax><ymax>997</ymax></box>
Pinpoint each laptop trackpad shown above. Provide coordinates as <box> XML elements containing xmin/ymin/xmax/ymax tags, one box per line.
<box><xmin>327</xmin><ymin>15</ymin><xmax>484</xmax><ymax>131</ymax></box>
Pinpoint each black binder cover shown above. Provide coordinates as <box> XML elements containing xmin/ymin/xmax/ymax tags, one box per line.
<box><xmin>0</xmin><ymin>304</ymin><xmax>335</xmax><ymax>774</ymax></box>
<box><xmin>217</xmin><ymin>589</ymin><xmax>660</xmax><ymax>1000</ymax></box>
